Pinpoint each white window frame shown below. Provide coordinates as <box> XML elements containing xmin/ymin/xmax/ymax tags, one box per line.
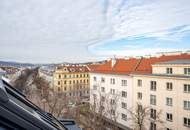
<box><xmin>166</xmin><ymin>97</ymin><xmax>173</xmax><ymax>106</ymax></box>
<box><xmin>184</xmin><ymin>84</ymin><xmax>190</xmax><ymax>93</ymax></box>
<box><xmin>184</xmin><ymin>101</ymin><xmax>190</xmax><ymax>110</ymax></box>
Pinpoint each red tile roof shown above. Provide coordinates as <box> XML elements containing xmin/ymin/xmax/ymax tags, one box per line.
<box><xmin>90</xmin><ymin>53</ymin><xmax>190</xmax><ymax>74</ymax></box>
<box><xmin>87</xmin><ymin>64</ymin><xmax>101</xmax><ymax>71</ymax></box>
<box><xmin>134</xmin><ymin>53</ymin><xmax>190</xmax><ymax>74</ymax></box>
<box><xmin>90</xmin><ymin>58</ymin><xmax>140</xmax><ymax>74</ymax></box>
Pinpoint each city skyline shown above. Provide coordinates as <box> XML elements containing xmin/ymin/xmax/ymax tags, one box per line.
<box><xmin>0</xmin><ymin>0</ymin><xmax>190</xmax><ymax>63</ymax></box>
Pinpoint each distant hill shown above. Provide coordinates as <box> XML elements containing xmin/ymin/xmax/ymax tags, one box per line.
<box><xmin>0</xmin><ymin>61</ymin><xmax>35</xmax><ymax>68</ymax></box>
<box><xmin>0</xmin><ymin>60</ymin><xmax>106</xmax><ymax>68</ymax></box>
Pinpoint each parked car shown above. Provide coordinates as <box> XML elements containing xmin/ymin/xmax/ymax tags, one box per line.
<box><xmin>0</xmin><ymin>78</ymin><xmax>81</xmax><ymax>130</ymax></box>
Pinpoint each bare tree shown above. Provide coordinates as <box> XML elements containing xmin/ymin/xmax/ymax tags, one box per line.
<box><xmin>13</xmin><ymin>68</ymin><xmax>39</xmax><ymax>96</ymax></box>
<box><xmin>86</xmin><ymin>89</ymin><xmax>107</xmax><ymax>130</ymax></box>
<box><xmin>128</xmin><ymin>103</ymin><xmax>165</xmax><ymax>130</ymax></box>
<box><xmin>12</xmin><ymin>67</ymin><xmax>69</xmax><ymax>118</ymax></box>
<box><xmin>106</xmin><ymin>92</ymin><xmax>120</xmax><ymax>130</ymax></box>
<box><xmin>84</xmin><ymin>84</ymin><xmax>121</xmax><ymax>130</ymax></box>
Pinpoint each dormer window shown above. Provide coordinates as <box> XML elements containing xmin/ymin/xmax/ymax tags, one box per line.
<box><xmin>166</xmin><ymin>68</ymin><xmax>173</xmax><ymax>74</ymax></box>
<box><xmin>184</xmin><ymin>68</ymin><xmax>190</xmax><ymax>75</ymax></box>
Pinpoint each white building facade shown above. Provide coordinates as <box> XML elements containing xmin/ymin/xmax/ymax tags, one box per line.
<box><xmin>89</xmin><ymin>54</ymin><xmax>190</xmax><ymax>130</ymax></box>
<box><xmin>90</xmin><ymin>72</ymin><xmax>134</xmax><ymax>130</ymax></box>
<box><xmin>132</xmin><ymin>59</ymin><xmax>190</xmax><ymax>130</ymax></box>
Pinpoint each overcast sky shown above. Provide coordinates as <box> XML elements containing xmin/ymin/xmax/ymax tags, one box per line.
<box><xmin>0</xmin><ymin>0</ymin><xmax>190</xmax><ymax>63</ymax></box>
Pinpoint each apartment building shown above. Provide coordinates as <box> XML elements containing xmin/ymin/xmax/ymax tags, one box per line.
<box><xmin>89</xmin><ymin>52</ymin><xmax>190</xmax><ymax>130</ymax></box>
<box><xmin>53</xmin><ymin>65</ymin><xmax>90</xmax><ymax>97</ymax></box>
<box><xmin>90</xmin><ymin>58</ymin><xmax>140</xmax><ymax>130</ymax></box>
<box><xmin>133</xmin><ymin>59</ymin><xmax>190</xmax><ymax>130</ymax></box>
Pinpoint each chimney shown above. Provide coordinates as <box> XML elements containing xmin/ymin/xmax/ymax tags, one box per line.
<box><xmin>111</xmin><ymin>56</ymin><xmax>117</xmax><ymax>68</ymax></box>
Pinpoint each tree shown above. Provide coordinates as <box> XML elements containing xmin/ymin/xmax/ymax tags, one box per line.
<box><xmin>106</xmin><ymin>92</ymin><xmax>120</xmax><ymax>130</ymax></box>
<box><xmin>128</xmin><ymin>103</ymin><xmax>165</xmax><ymax>130</ymax></box>
<box><xmin>12</xmin><ymin>67</ymin><xmax>69</xmax><ymax>118</ymax></box>
<box><xmin>13</xmin><ymin>68</ymin><xmax>39</xmax><ymax>97</ymax></box>
<box><xmin>84</xmin><ymin>84</ymin><xmax>121</xmax><ymax>130</ymax></box>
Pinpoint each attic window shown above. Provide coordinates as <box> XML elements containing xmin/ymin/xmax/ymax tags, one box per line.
<box><xmin>166</xmin><ymin>68</ymin><xmax>173</xmax><ymax>74</ymax></box>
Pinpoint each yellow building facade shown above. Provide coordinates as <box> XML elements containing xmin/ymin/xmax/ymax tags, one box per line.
<box><xmin>53</xmin><ymin>65</ymin><xmax>90</xmax><ymax>97</ymax></box>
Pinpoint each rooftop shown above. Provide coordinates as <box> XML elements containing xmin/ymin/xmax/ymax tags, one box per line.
<box><xmin>56</xmin><ymin>65</ymin><xmax>89</xmax><ymax>73</ymax></box>
<box><xmin>153</xmin><ymin>59</ymin><xmax>190</xmax><ymax>65</ymax></box>
<box><xmin>90</xmin><ymin>53</ymin><xmax>190</xmax><ymax>74</ymax></box>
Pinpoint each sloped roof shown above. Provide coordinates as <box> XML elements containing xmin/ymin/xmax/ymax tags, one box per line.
<box><xmin>153</xmin><ymin>59</ymin><xmax>190</xmax><ymax>65</ymax></box>
<box><xmin>90</xmin><ymin>53</ymin><xmax>190</xmax><ymax>75</ymax></box>
<box><xmin>134</xmin><ymin>53</ymin><xmax>190</xmax><ymax>74</ymax></box>
<box><xmin>87</xmin><ymin>64</ymin><xmax>101</xmax><ymax>71</ymax></box>
<box><xmin>57</xmin><ymin>66</ymin><xmax>89</xmax><ymax>72</ymax></box>
<box><xmin>90</xmin><ymin>58</ymin><xmax>140</xmax><ymax>74</ymax></box>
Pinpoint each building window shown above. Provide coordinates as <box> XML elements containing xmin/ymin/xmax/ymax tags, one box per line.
<box><xmin>101</xmin><ymin>96</ymin><xmax>105</xmax><ymax>102</ymax></box>
<box><xmin>121</xmin><ymin>91</ymin><xmax>127</xmax><ymax>98</ymax></box>
<box><xmin>110</xmin><ymin>78</ymin><xmax>115</xmax><ymax>84</ymax></box>
<box><xmin>110</xmin><ymin>89</ymin><xmax>115</xmax><ymax>94</ymax></box>
<box><xmin>58</xmin><ymin>74</ymin><xmax>61</xmax><ymax>79</ymax></box>
<box><xmin>166</xmin><ymin>97</ymin><xmax>173</xmax><ymax>106</ymax></box>
<box><xmin>58</xmin><ymin>87</ymin><xmax>61</xmax><ymax>91</ymax></box>
<box><xmin>93</xmin><ymin>76</ymin><xmax>97</xmax><ymax>81</ymax></box>
<box><xmin>184</xmin><ymin>68</ymin><xmax>190</xmax><ymax>75</ymax></box>
<box><xmin>111</xmin><ymin>109</ymin><xmax>115</xmax><ymax>115</ymax></box>
<box><xmin>150</xmin><ymin>122</ymin><xmax>156</xmax><ymax>130</ymax></box>
<box><xmin>58</xmin><ymin>81</ymin><xmax>61</xmax><ymax>85</ymax></box>
<box><xmin>150</xmin><ymin>81</ymin><xmax>157</xmax><ymax>91</ymax></box>
<box><xmin>121</xmin><ymin>102</ymin><xmax>127</xmax><ymax>109</ymax></box>
<box><xmin>121</xmin><ymin>114</ymin><xmax>127</xmax><ymax>121</ymax></box>
<box><xmin>137</xmin><ymin>92</ymin><xmax>142</xmax><ymax>100</ymax></box>
<box><xmin>110</xmin><ymin>99</ymin><xmax>116</xmax><ymax>105</ymax></box>
<box><xmin>184</xmin><ymin>117</ymin><xmax>190</xmax><ymax>127</ymax></box>
<box><xmin>150</xmin><ymin>109</ymin><xmax>156</xmax><ymax>119</ymax></box>
<box><xmin>100</xmin><ymin>105</ymin><xmax>105</xmax><ymax>111</ymax></box>
<box><xmin>93</xmin><ymin>94</ymin><xmax>97</xmax><ymax>100</ymax></box>
<box><xmin>64</xmin><ymin>87</ymin><xmax>67</xmax><ymax>91</ymax></box>
<box><xmin>166</xmin><ymin>82</ymin><xmax>173</xmax><ymax>91</ymax></box>
<box><xmin>166</xmin><ymin>68</ymin><xmax>173</xmax><ymax>74</ymax></box>
<box><xmin>121</xmin><ymin>80</ymin><xmax>127</xmax><ymax>86</ymax></box>
<box><xmin>101</xmin><ymin>77</ymin><xmax>105</xmax><ymax>83</ymax></box>
<box><xmin>137</xmin><ymin>104</ymin><xmax>143</xmax><ymax>111</ymax></box>
<box><xmin>184</xmin><ymin>101</ymin><xmax>190</xmax><ymax>110</ymax></box>
<box><xmin>166</xmin><ymin>113</ymin><xmax>173</xmax><ymax>122</ymax></box>
<box><xmin>64</xmin><ymin>81</ymin><xmax>67</xmax><ymax>84</ymax></box>
<box><xmin>150</xmin><ymin>95</ymin><xmax>156</xmax><ymax>105</ymax></box>
<box><xmin>166</xmin><ymin>128</ymin><xmax>172</xmax><ymax>130</ymax></box>
<box><xmin>101</xmin><ymin>87</ymin><xmax>105</xmax><ymax>92</ymax></box>
<box><xmin>184</xmin><ymin>84</ymin><xmax>190</xmax><ymax>93</ymax></box>
<box><xmin>93</xmin><ymin>85</ymin><xmax>97</xmax><ymax>90</ymax></box>
<box><xmin>137</xmin><ymin>79</ymin><xmax>142</xmax><ymax>87</ymax></box>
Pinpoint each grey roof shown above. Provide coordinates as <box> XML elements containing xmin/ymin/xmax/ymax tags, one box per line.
<box><xmin>132</xmin><ymin>73</ymin><xmax>190</xmax><ymax>79</ymax></box>
<box><xmin>154</xmin><ymin>59</ymin><xmax>190</xmax><ymax>65</ymax></box>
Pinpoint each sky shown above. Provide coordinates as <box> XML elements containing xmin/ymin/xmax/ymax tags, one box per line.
<box><xmin>0</xmin><ymin>0</ymin><xmax>190</xmax><ymax>63</ymax></box>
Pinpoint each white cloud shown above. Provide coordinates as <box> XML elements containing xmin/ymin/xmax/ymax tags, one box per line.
<box><xmin>94</xmin><ymin>48</ymin><xmax>190</xmax><ymax>58</ymax></box>
<box><xmin>112</xmin><ymin>0</ymin><xmax>190</xmax><ymax>40</ymax></box>
<box><xmin>0</xmin><ymin>0</ymin><xmax>190</xmax><ymax>63</ymax></box>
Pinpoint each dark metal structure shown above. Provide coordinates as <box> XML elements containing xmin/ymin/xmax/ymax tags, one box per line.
<box><xmin>0</xmin><ymin>78</ymin><xmax>81</xmax><ymax>130</ymax></box>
